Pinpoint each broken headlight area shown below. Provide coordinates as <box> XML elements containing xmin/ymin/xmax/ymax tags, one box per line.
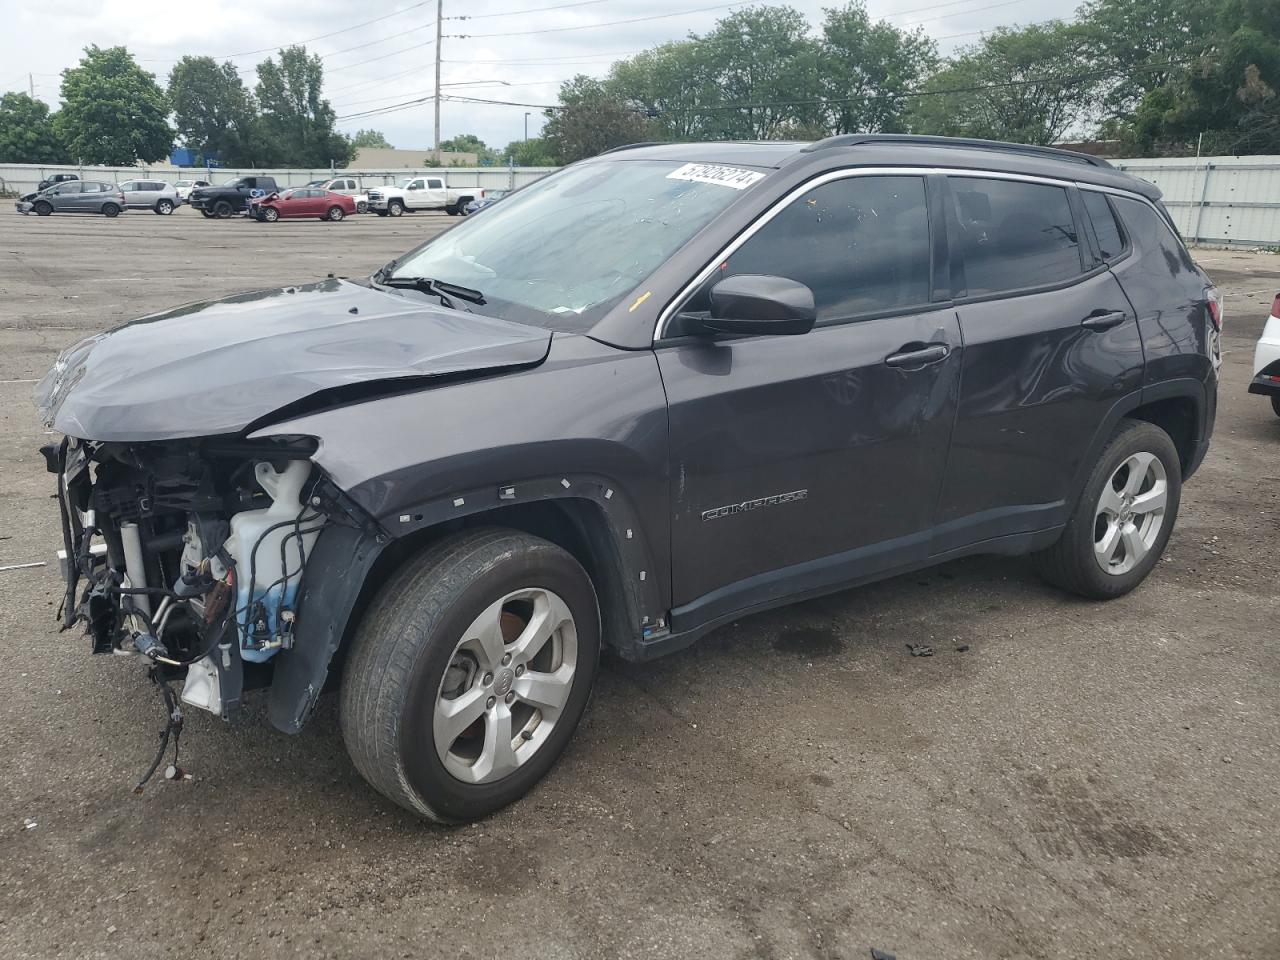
<box><xmin>46</xmin><ymin>434</ymin><xmax>332</xmax><ymax>723</ymax></box>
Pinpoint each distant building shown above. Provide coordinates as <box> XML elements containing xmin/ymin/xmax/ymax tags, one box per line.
<box><xmin>352</xmin><ymin>147</ymin><xmax>479</xmax><ymax>168</ymax></box>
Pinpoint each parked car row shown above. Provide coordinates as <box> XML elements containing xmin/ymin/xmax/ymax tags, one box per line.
<box><xmin>15</xmin><ymin>172</ymin><xmax>513</xmax><ymax>220</ymax></box>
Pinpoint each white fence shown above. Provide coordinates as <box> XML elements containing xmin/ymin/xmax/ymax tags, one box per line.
<box><xmin>1111</xmin><ymin>155</ymin><xmax>1280</xmax><ymax>248</ymax></box>
<box><xmin>0</xmin><ymin>162</ymin><xmax>557</xmax><ymax>197</ymax></box>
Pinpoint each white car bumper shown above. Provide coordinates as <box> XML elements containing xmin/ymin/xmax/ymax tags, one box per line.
<box><xmin>1249</xmin><ymin>309</ymin><xmax>1280</xmax><ymax>399</ymax></box>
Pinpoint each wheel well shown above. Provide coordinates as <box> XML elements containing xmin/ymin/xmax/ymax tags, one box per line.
<box><xmin>1126</xmin><ymin>396</ymin><xmax>1197</xmax><ymax>473</ymax></box>
<box><xmin>337</xmin><ymin>500</ymin><xmax>636</xmax><ymax>677</ymax></box>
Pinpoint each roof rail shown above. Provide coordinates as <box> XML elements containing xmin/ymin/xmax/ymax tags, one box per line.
<box><xmin>597</xmin><ymin>142</ymin><xmax>671</xmax><ymax>155</ymax></box>
<box><xmin>801</xmin><ymin>134</ymin><xmax>1113</xmax><ymax>169</ymax></box>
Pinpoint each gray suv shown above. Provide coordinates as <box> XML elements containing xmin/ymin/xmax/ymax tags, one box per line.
<box><xmin>17</xmin><ymin>180</ymin><xmax>126</xmax><ymax>217</ymax></box>
<box><xmin>118</xmin><ymin>179</ymin><xmax>181</xmax><ymax>215</ymax></box>
<box><xmin>35</xmin><ymin>136</ymin><xmax>1220</xmax><ymax>822</ymax></box>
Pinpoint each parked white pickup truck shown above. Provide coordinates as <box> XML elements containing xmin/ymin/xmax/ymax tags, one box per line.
<box><xmin>367</xmin><ymin>177</ymin><xmax>485</xmax><ymax>217</ymax></box>
<box><xmin>306</xmin><ymin>176</ymin><xmax>369</xmax><ymax>214</ymax></box>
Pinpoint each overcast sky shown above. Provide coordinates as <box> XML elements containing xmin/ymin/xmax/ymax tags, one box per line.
<box><xmin>0</xmin><ymin>0</ymin><xmax>1069</xmax><ymax>155</ymax></box>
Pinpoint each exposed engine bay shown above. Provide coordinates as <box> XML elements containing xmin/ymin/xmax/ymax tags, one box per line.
<box><xmin>43</xmin><ymin>434</ymin><xmax>343</xmax><ymax>726</ymax></box>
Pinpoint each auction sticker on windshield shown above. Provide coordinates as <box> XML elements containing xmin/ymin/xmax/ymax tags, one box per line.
<box><xmin>666</xmin><ymin>163</ymin><xmax>765</xmax><ymax>190</ymax></box>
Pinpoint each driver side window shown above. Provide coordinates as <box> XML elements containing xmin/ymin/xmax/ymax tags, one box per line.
<box><xmin>681</xmin><ymin>175</ymin><xmax>933</xmax><ymax>326</ymax></box>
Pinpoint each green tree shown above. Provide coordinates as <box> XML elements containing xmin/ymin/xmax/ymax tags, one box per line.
<box><xmin>503</xmin><ymin>137</ymin><xmax>558</xmax><ymax>166</ymax></box>
<box><xmin>606</xmin><ymin>41</ymin><xmax>720</xmax><ymax>140</ymax></box>
<box><xmin>541</xmin><ymin>76</ymin><xmax>653</xmax><ymax>163</ymax></box>
<box><xmin>1124</xmin><ymin>0</ymin><xmax>1280</xmax><ymax>154</ymax></box>
<box><xmin>689</xmin><ymin>6</ymin><xmax>825</xmax><ymax>139</ymax></box>
<box><xmin>1076</xmin><ymin>0</ymin><xmax>1213</xmax><ymax>120</ymax></box>
<box><xmin>55</xmin><ymin>46</ymin><xmax>172</xmax><ymax>164</ymax></box>
<box><xmin>0</xmin><ymin>93</ymin><xmax>68</xmax><ymax>163</ymax></box>
<box><xmin>906</xmin><ymin>22</ymin><xmax>1102</xmax><ymax>145</ymax></box>
<box><xmin>253</xmin><ymin>46</ymin><xmax>353</xmax><ymax>166</ymax></box>
<box><xmin>350</xmin><ymin>128</ymin><xmax>393</xmax><ymax>148</ymax></box>
<box><xmin>168</xmin><ymin>56</ymin><xmax>254</xmax><ymax>164</ymax></box>
<box><xmin>820</xmin><ymin>2</ymin><xmax>937</xmax><ymax>134</ymax></box>
<box><xmin>440</xmin><ymin>133</ymin><xmax>501</xmax><ymax>163</ymax></box>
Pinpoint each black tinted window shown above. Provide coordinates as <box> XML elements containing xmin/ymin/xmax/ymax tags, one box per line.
<box><xmin>1082</xmin><ymin>191</ymin><xmax>1125</xmax><ymax>260</ymax></box>
<box><xmin>950</xmin><ymin>177</ymin><xmax>1082</xmax><ymax>296</ymax></box>
<box><xmin>708</xmin><ymin>175</ymin><xmax>932</xmax><ymax>322</ymax></box>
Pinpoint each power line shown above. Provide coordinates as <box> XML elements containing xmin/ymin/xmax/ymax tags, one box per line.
<box><xmin>900</xmin><ymin>0</ymin><xmax>1033</xmax><ymax>27</ymax></box>
<box><xmin>449</xmin><ymin>1</ymin><xmax>750</xmax><ymax>38</ymax></box>
<box><xmin>136</xmin><ymin>0</ymin><xmax>436</xmax><ymax>62</ymax></box>
<box><xmin>326</xmin><ymin>38</ymin><xmax>437</xmax><ymax>74</ymax></box>
<box><xmin>447</xmin><ymin>0</ymin><xmax>612</xmax><ymax>20</ymax></box>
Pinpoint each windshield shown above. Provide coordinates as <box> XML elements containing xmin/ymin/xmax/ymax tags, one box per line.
<box><xmin>387</xmin><ymin>159</ymin><xmax>763</xmax><ymax>332</ymax></box>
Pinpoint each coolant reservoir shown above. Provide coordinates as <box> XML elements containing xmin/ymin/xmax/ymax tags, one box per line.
<box><xmin>224</xmin><ymin>460</ymin><xmax>325</xmax><ymax>662</ymax></box>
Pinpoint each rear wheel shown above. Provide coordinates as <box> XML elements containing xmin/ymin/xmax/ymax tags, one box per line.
<box><xmin>155</xmin><ymin>199</ymin><xmax>174</xmax><ymax>215</ymax></box>
<box><xmin>33</xmin><ymin>200</ymin><xmax>52</xmax><ymax>216</ymax></box>
<box><xmin>212</xmin><ymin>199</ymin><xmax>233</xmax><ymax>219</ymax></box>
<box><xmin>340</xmin><ymin>529</ymin><xmax>600</xmax><ymax>822</ymax></box>
<box><xmin>102</xmin><ymin>203</ymin><xmax>120</xmax><ymax>218</ymax></box>
<box><xmin>1034</xmin><ymin>420</ymin><xmax>1181</xmax><ymax>599</ymax></box>
<box><xmin>327</xmin><ymin>205</ymin><xmax>345</xmax><ymax>221</ymax></box>
<box><xmin>388</xmin><ymin>199</ymin><xmax>404</xmax><ymax>217</ymax></box>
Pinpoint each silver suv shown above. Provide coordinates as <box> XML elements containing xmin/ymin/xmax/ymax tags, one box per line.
<box><xmin>118</xmin><ymin>180</ymin><xmax>181</xmax><ymax>215</ymax></box>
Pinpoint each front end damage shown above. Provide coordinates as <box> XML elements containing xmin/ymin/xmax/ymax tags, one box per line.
<box><xmin>44</xmin><ymin>433</ymin><xmax>374</xmax><ymax>727</ymax></box>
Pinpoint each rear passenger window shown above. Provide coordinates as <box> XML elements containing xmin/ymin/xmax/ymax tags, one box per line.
<box><xmin>1082</xmin><ymin>191</ymin><xmax>1125</xmax><ymax>260</ymax></box>
<box><xmin>705</xmin><ymin>175</ymin><xmax>932</xmax><ymax>322</ymax></box>
<box><xmin>949</xmin><ymin>177</ymin><xmax>1083</xmax><ymax>296</ymax></box>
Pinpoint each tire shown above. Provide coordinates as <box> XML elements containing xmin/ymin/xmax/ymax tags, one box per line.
<box><xmin>1034</xmin><ymin>419</ymin><xmax>1182</xmax><ymax>600</ymax></box>
<box><xmin>212</xmin><ymin>200</ymin><xmax>233</xmax><ymax>219</ymax></box>
<box><xmin>1271</xmin><ymin>395</ymin><xmax>1280</xmax><ymax>418</ymax></box>
<box><xmin>102</xmin><ymin>203</ymin><xmax>120</xmax><ymax>218</ymax></box>
<box><xmin>33</xmin><ymin>201</ymin><xmax>52</xmax><ymax>216</ymax></box>
<box><xmin>341</xmin><ymin>528</ymin><xmax>600</xmax><ymax>823</ymax></box>
<box><xmin>200</xmin><ymin>208</ymin><xmax>215</xmax><ymax>219</ymax></box>
<box><xmin>388</xmin><ymin>199</ymin><xmax>404</xmax><ymax>217</ymax></box>
<box><xmin>261</xmin><ymin>206</ymin><xmax>279</xmax><ymax>222</ymax></box>
<box><xmin>356</xmin><ymin>200</ymin><xmax>368</xmax><ymax>214</ymax></box>
<box><xmin>327</xmin><ymin>205</ymin><xmax>345</xmax><ymax>221</ymax></box>
<box><xmin>375</xmin><ymin>209</ymin><xmax>388</xmax><ymax>217</ymax></box>
<box><xmin>155</xmin><ymin>199</ymin><xmax>174</xmax><ymax>215</ymax></box>
<box><xmin>445</xmin><ymin>204</ymin><xmax>460</xmax><ymax>216</ymax></box>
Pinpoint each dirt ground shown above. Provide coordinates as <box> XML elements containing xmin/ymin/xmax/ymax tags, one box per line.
<box><xmin>0</xmin><ymin>207</ymin><xmax>1277</xmax><ymax>960</ymax></box>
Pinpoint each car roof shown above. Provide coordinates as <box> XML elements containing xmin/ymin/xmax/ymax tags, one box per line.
<box><xmin>590</xmin><ymin>135</ymin><xmax>1160</xmax><ymax>200</ymax></box>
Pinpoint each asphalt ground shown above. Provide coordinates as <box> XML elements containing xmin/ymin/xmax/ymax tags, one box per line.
<box><xmin>0</xmin><ymin>206</ymin><xmax>1277</xmax><ymax>960</ymax></box>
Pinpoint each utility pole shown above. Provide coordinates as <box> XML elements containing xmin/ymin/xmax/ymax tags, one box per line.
<box><xmin>433</xmin><ymin>0</ymin><xmax>443</xmax><ymax>166</ymax></box>
<box><xmin>524</xmin><ymin>112</ymin><xmax>530</xmax><ymax>141</ymax></box>
<box><xmin>29</xmin><ymin>73</ymin><xmax>34</xmax><ymax>97</ymax></box>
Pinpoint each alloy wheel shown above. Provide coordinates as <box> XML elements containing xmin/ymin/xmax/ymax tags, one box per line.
<box><xmin>1094</xmin><ymin>451</ymin><xmax>1168</xmax><ymax>575</ymax></box>
<box><xmin>433</xmin><ymin>587</ymin><xmax>578</xmax><ymax>785</ymax></box>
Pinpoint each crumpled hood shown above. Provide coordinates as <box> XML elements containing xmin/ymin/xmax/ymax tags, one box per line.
<box><xmin>35</xmin><ymin>278</ymin><xmax>552</xmax><ymax>442</ymax></box>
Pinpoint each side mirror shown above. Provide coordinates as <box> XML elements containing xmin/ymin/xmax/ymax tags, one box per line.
<box><xmin>700</xmin><ymin>274</ymin><xmax>816</xmax><ymax>336</ymax></box>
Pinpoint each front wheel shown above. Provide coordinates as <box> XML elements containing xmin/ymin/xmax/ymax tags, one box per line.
<box><xmin>1271</xmin><ymin>395</ymin><xmax>1280</xmax><ymax>418</ymax></box>
<box><xmin>327</xmin><ymin>205</ymin><xmax>345</xmax><ymax>221</ymax></box>
<box><xmin>1034</xmin><ymin>420</ymin><xmax>1181</xmax><ymax>599</ymax></box>
<box><xmin>387</xmin><ymin>199</ymin><xmax>404</xmax><ymax>217</ymax></box>
<box><xmin>261</xmin><ymin>206</ymin><xmax>279</xmax><ymax>222</ymax></box>
<box><xmin>155</xmin><ymin>199</ymin><xmax>174</xmax><ymax>215</ymax></box>
<box><xmin>33</xmin><ymin>201</ymin><xmax>52</xmax><ymax>216</ymax></box>
<box><xmin>212</xmin><ymin>200</ymin><xmax>233</xmax><ymax>219</ymax></box>
<box><xmin>102</xmin><ymin>203</ymin><xmax>120</xmax><ymax>218</ymax></box>
<box><xmin>341</xmin><ymin>529</ymin><xmax>600</xmax><ymax>823</ymax></box>
<box><xmin>199</xmin><ymin>208</ymin><xmax>215</xmax><ymax>219</ymax></box>
<box><xmin>356</xmin><ymin>200</ymin><xmax>368</xmax><ymax>214</ymax></box>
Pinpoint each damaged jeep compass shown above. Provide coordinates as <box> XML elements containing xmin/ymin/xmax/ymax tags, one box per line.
<box><xmin>36</xmin><ymin>136</ymin><xmax>1220</xmax><ymax>822</ymax></box>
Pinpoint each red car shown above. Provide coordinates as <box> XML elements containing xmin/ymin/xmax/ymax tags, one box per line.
<box><xmin>252</xmin><ymin>188</ymin><xmax>356</xmax><ymax>222</ymax></box>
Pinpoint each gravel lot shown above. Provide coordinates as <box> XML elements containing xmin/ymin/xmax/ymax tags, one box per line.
<box><xmin>0</xmin><ymin>207</ymin><xmax>1277</xmax><ymax>960</ymax></box>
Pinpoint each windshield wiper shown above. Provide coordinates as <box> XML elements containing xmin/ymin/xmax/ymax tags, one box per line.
<box><xmin>376</xmin><ymin>275</ymin><xmax>486</xmax><ymax>310</ymax></box>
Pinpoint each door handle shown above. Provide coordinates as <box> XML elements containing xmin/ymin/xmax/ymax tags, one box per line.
<box><xmin>1081</xmin><ymin>310</ymin><xmax>1128</xmax><ymax>331</ymax></box>
<box><xmin>884</xmin><ymin>343</ymin><xmax>950</xmax><ymax>368</ymax></box>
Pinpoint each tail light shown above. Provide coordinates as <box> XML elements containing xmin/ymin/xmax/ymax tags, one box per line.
<box><xmin>1206</xmin><ymin>287</ymin><xmax>1223</xmax><ymax>331</ymax></box>
<box><xmin>1271</xmin><ymin>292</ymin><xmax>1280</xmax><ymax>319</ymax></box>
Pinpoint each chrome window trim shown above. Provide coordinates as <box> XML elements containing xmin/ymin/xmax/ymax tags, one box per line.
<box><xmin>653</xmin><ymin>165</ymin><xmax>1158</xmax><ymax>342</ymax></box>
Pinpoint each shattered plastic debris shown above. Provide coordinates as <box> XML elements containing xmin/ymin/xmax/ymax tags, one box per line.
<box><xmin>906</xmin><ymin>643</ymin><xmax>934</xmax><ymax>657</ymax></box>
<box><xmin>871</xmin><ymin>949</ymin><xmax>897</xmax><ymax>960</ymax></box>
<box><xmin>22</xmin><ymin>818</ymin><xmax>37</xmax><ymax>830</ymax></box>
